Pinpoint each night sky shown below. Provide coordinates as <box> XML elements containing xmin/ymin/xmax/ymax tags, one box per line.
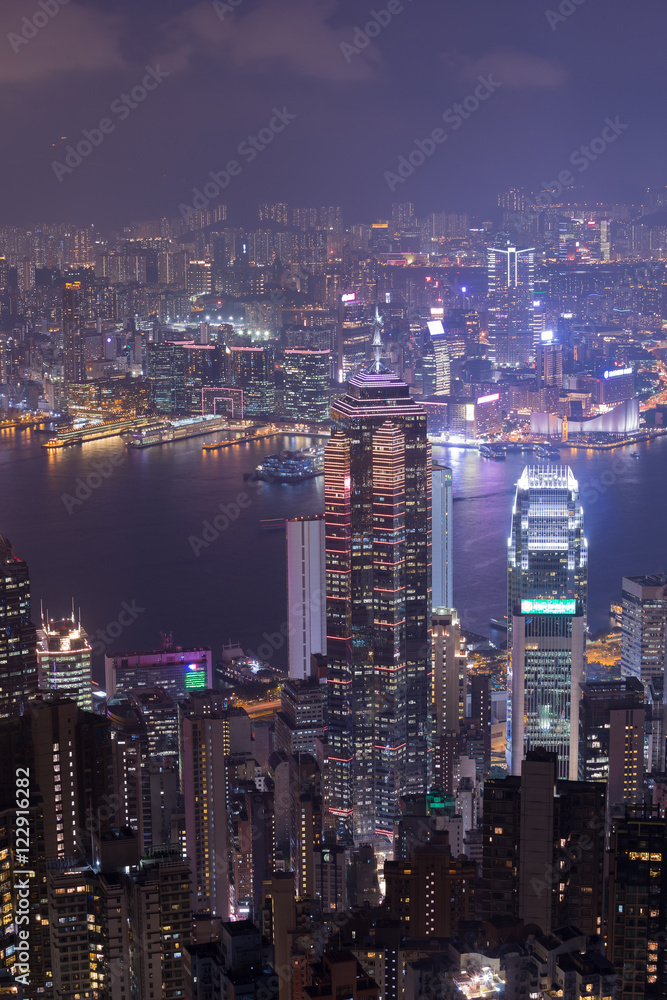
<box><xmin>0</xmin><ymin>0</ymin><xmax>665</xmax><ymax>227</ymax></box>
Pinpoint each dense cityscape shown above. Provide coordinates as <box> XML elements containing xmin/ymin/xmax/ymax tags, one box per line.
<box><xmin>2</xmin><ymin>1</ymin><xmax>667</xmax><ymax>999</ymax></box>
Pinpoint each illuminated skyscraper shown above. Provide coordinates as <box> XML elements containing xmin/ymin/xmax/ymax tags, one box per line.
<box><xmin>0</xmin><ymin>535</ymin><xmax>38</xmax><ymax>718</ymax></box>
<box><xmin>62</xmin><ymin>281</ymin><xmax>85</xmax><ymax>384</ymax></box>
<box><xmin>286</xmin><ymin>516</ymin><xmax>326</xmax><ymax>680</ymax></box>
<box><xmin>432</xmin><ymin>464</ymin><xmax>453</xmax><ymax>609</ymax></box>
<box><xmin>230</xmin><ymin>345</ymin><xmax>276</xmax><ymax>415</ymax></box>
<box><xmin>506</xmin><ymin>466</ymin><xmax>587</xmax><ymax>779</ymax></box>
<box><xmin>37</xmin><ymin>613</ymin><xmax>93</xmax><ymax>712</ymax></box>
<box><xmin>283</xmin><ymin>348</ymin><xmax>331</xmax><ymax>423</ymax></box>
<box><xmin>620</xmin><ymin>574</ymin><xmax>667</xmax><ymax>691</ymax></box>
<box><xmin>487</xmin><ymin>245</ymin><xmax>535</xmax><ymax>366</ymax></box>
<box><xmin>325</xmin><ymin>330</ymin><xmax>431</xmax><ymax>845</ymax></box>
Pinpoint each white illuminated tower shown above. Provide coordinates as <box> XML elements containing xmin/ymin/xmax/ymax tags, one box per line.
<box><xmin>432</xmin><ymin>464</ymin><xmax>453</xmax><ymax>609</ymax></box>
<box><xmin>487</xmin><ymin>245</ymin><xmax>535</xmax><ymax>366</ymax></box>
<box><xmin>506</xmin><ymin>466</ymin><xmax>587</xmax><ymax>779</ymax></box>
<box><xmin>286</xmin><ymin>516</ymin><xmax>326</xmax><ymax>680</ymax></box>
<box><xmin>37</xmin><ymin>611</ymin><xmax>93</xmax><ymax>712</ymax></box>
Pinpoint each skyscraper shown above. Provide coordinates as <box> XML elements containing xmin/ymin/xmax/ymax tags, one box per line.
<box><xmin>432</xmin><ymin>464</ymin><xmax>453</xmax><ymax>609</ymax></box>
<box><xmin>229</xmin><ymin>345</ymin><xmax>276</xmax><ymax>416</ymax></box>
<box><xmin>606</xmin><ymin>806</ymin><xmax>667</xmax><ymax>997</ymax></box>
<box><xmin>325</xmin><ymin>334</ymin><xmax>431</xmax><ymax>845</ymax></box>
<box><xmin>37</xmin><ymin>613</ymin><xmax>93</xmax><ymax>711</ymax></box>
<box><xmin>283</xmin><ymin>349</ymin><xmax>331</xmax><ymax>423</ymax></box>
<box><xmin>487</xmin><ymin>245</ymin><xmax>535</xmax><ymax>366</ymax></box>
<box><xmin>62</xmin><ymin>281</ymin><xmax>85</xmax><ymax>385</ymax></box>
<box><xmin>286</xmin><ymin>516</ymin><xmax>326</xmax><ymax>680</ymax></box>
<box><xmin>506</xmin><ymin>466</ymin><xmax>587</xmax><ymax>779</ymax></box>
<box><xmin>0</xmin><ymin>535</ymin><xmax>38</xmax><ymax>718</ymax></box>
<box><xmin>620</xmin><ymin>574</ymin><xmax>667</xmax><ymax>690</ymax></box>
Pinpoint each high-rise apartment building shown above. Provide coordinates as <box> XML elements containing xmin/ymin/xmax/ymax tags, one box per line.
<box><xmin>487</xmin><ymin>245</ymin><xmax>535</xmax><ymax>366</ymax></box>
<box><xmin>482</xmin><ymin>750</ymin><xmax>606</xmax><ymax>937</ymax></box>
<box><xmin>325</xmin><ymin>345</ymin><xmax>431</xmax><ymax>844</ymax></box>
<box><xmin>606</xmin><ymin>806</ymin><xmax>667</xmax><ymax>999</ymax></box>
<box><xmin>283</xmin><ymin>349</ymin><xmax>331</xmax><ymax>423</ymax></box>
<box><xmin>62</xmin><ymin>281</ymin><xmax>85</xmax><ymax>384</ymax></box>
<box><xmin>579</xmin><ymin>678</ymin><xmax>646</xmax><ymax>808</ymax></box>
<box><xmin>286</xmin><ymin>516</ymin><xmax>326</xmax><ymax>681</ymax></box>
<box><xmin>507</xmin><ymin>466</ymin><xmax>587</xmax><ymax>779</ymax></box>
<box><xmin>432</xmin><ymin>464</ymin><xmax>453</xmax><ymax>609</ymax></box>
<box><xmin>620</xmin><ymin>574</ymin><xmax>667</xmax><ymax>690</ymax></box>
<box><xmin>37</xmin><ymin>613</ymin><xmax>93</xmax><ymax>711</ymax></box>
<box><xmin>431</xmin><ymin>609</ymin><xmax>466</xmax><ymax>738</ymax></box>
<box><xmin>0</xmin><ymin>535</ymin><xmax>38</xmax><ymax>718</ymax></box>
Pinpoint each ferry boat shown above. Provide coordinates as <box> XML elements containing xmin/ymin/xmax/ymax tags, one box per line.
<box><xmin>534</xmin><ymin>443</ymin><xmax>561</xmax><ymax>461</ymax></box>
<box><xmin>479</xmin><ymin>443</ymin><xmax>507</xmax><ymax>460</ymax></box>
<box><xmin>251</xmin><ymin>448</ymin><xmax>325</xmax><ymax>484</ymax></box>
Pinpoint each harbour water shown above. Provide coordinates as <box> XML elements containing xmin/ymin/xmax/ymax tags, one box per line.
<box><xmin>1</xmin><ymin>426</ymin><xmax>665</xmax><ymax>680</ymax></box>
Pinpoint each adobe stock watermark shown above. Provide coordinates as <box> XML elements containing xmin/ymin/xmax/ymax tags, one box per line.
<box><xmin>189</xmin><ymin>491</ymin><xmax>254</xmax><ymax>556</ymax></box>
<box><xmin>580</xmin><ymin>451</ymin><xmax>639</xmax><ymax>507</ymax></box>
<box><xmin>61</xmin><ymin>453</ymin><xmax>126</xmax><ymax>514</ymax></box>
<box><xmin>51</xmin><ymin>65</ymin><xmax>169</xmax><ymax>182</ymax></box>
<box><xmin>546</xmin><ymin>0</ymin><xmax>587</xmax><ymax>31</ymax></box>
<box><xmin>508</xmin><ymin>116</ymin><xmax>629</xmax><ymax>230</ymax></box>
<box><xmin>340</xmin><ymin>0</ymin><xmax>413</xmax><ymax>64</ymax></box>
<box><xmin>178</xmin><ymin>107</ymin><xmax>297</xmax><ymax>222</ymax></box>
<box><xmin>213</xmin><ymin>0</ymin><xmax>246</xmax><ymax>21</ymax></box>
<box><xmin>246</xmin><ymin>589</ymin><xmax>325</xmax><ymax>663</ymax></box>
<box><xmin>91</xmin><ymin>600</ymin><xmax>145</xmax><ymax>656</ymax></box>
<box><xmin>384</xmin><ymin>75</ymin><xmax>501</xmax><ymax>192</ymax></box>
<box><xmin>8</xmin><ymin>0</ymin><xmax>70</xmax><ymax>54</ymax></box>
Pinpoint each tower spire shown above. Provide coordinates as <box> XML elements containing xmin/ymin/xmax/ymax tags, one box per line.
<box><xmin>371</xmin><ymin>305</ymin><xmax>384</xmax><ymax>372</ymax></box>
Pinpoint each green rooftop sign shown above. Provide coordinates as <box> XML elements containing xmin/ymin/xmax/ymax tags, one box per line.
<box><xmin>521</xmin><ymin>598</ymin><xmax>576</xmax><ymax>615</ymax></box>
<box><xmin>185</xmin><ymin>669</ymin><xmax>207</xmax><ymax>691</ymax></box>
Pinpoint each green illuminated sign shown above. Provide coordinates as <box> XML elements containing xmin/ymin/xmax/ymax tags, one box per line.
<box><xmin>521</xmin><ymin>599</ymin><xmax>576</xmax><ymax>615</ymax></box>
<box><xmin>185</xmin><ymin>670</ymin><xmax>207</xmax><ymax>691</ymax></box>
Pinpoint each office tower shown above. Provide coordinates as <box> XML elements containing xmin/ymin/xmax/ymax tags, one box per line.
<box><xmin>507</xmin><ymin>466</ymin><xmax>587</xmax><ymax>780</ymax></box>
<box><xmin>482</xmin><ymin>750</ymin><xmax>606</xmax><ymax>937</ymax></box>
<box><xmin>0</xmin><ymin>535</ymin><xmax>38</xmax><ymax>718</ymax></box>
<box><xmin>384</xmin><ymin>834</ymin><xmax>476</xmax><ymax>937</ymax></box>
<box><xmin>432</xmin><ymin>465</ymin><xmax>453</xmax><ymax>609</ymax></box>
<box><xmin>128</xmin><ymin>687</ymin><xmax>179</xmax><ymax>759</ymax></box>
<box><xmin>62</xmin><ymin>281</ymin><xmax>85</xmax><ymax>384</ymax></box>
<box><xmin>621</xmin><ymin>574</ymin><xmax>667</xmax><ymax>690</ymax></box>
<box><xmin>607</xmin><ymin>806</ymin><xmax>667</xmax><ymax>998</ymax></box>
<box><xmin>579</xmin><ymin>679</ymin><xmax>646</xmax><ymax>807</ymax></box>
<box><xmin>426</xmin><ymin>321</ymin><xmax>451</xmax><ymax>395</ymax></box>
<box><xmin>147</xmin><ymin>341</ymin><xmax>189</xmax><ymax>413</ymax></box>
<box><xmin>275</xmin><ymin>675</ymin><xmax>325</xmax><ymax>758</ymax></box>
<box><xmin>105</xmin><ymin>644</ymin><xmax>212</xmax><ymax>702</ymax></box>
<box><xmin>431</xmin><ymin>609</ymin><xmax>466</xmax><ymax>737</ymax></box>
<box><xmin>536</xmin><ymin>340</ymin><xmax>564</xmax><ymax>387</ymax></box>
<box><xmin>325</xmin><ymin>341</ymin><xmax>431</xmax><ymax>844</ymax></box>
<box><xmin>286</xmin><ymin>516</ymin><xmax>326</xmax><ymax>680</ymax></box>
<box><xmin>229</xmin><ymin>345</ymin><xmax>276</xmax><ymax>416</ymax></box>
<box><xmin>37</xmin><ymin>612</ymin><xmax>93</xmax><ymax>711</ymax></box>
<box><xmin>487</xmin><ymin>245</ymin><xmax>535</xmax><ymax>365</ymax></box>
<box><xmin>283</xmin><ymin>348</ymin><xmax>331</xmax><ymax>423</ymax></box>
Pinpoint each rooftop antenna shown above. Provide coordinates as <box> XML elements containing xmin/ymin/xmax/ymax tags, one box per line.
<box><xmin>371</xmin><ymin>306</ymin><xmax>384</xmax><ymax>372</ymax></box>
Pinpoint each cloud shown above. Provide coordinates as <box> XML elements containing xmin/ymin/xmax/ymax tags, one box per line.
<box><xmin>159</xmin><ymin>0</ymin><xmax>381</xmax><ymax>82</ymax></box>
<box><xmin>447</xmin><ymin>47</ymin><xmax>568</xmax><ymax>90</ymax></box>
<box><xmin>0</xmin><ymin>1</ymin><xmax>124</xmax><ymax>84</ymax></box>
